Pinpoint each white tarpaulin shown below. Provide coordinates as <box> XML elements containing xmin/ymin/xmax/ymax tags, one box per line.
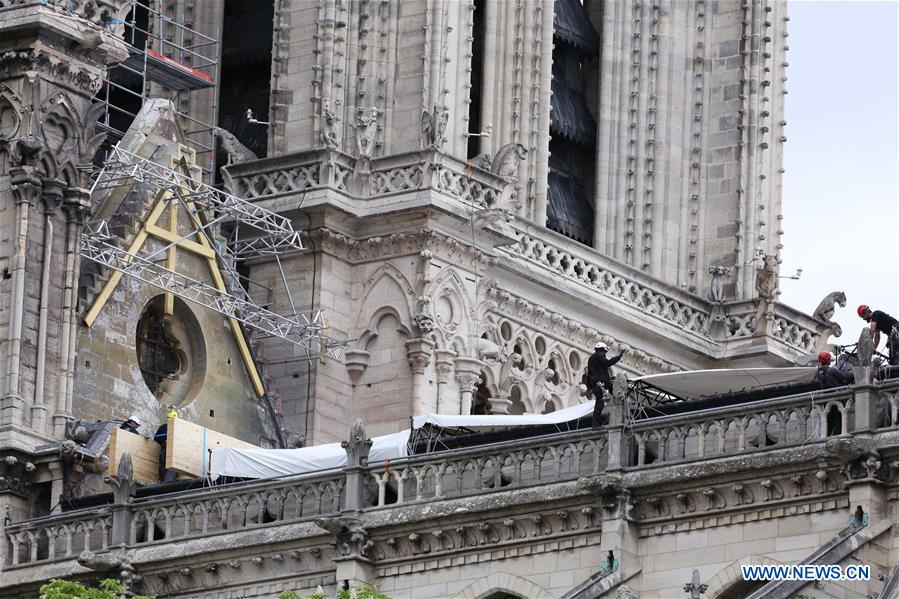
<box><xmin>209</xmin><ymin>429</ymin><xmax>410</xmax><ymax>480</ymax></box>
<box><xmin>209</xmin><ymin>402</ymin><xmax>597</xmax><ymax>479</ymax></box>
<box><xmin>634</xmin><ymin>367</ymin><xmax>817</xmax><ymax>400</ymax></box>
<box><xmin>411</xmin><ymin>400</ymin><xmax>595</xmax><ymax>431</ymax></box>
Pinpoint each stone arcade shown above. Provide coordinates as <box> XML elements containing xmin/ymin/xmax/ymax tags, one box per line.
<box><xmin>0</xmin><ymin>1</ymin><xmax>896</xmax><ymax>598</ymax></box>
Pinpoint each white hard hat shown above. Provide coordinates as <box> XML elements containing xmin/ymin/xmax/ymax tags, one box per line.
<box><xmin>594</xmin><ymin>342</ymin><xmax>609</xmax><ymax>351</ymax></box>
<box><xmin>128</xmin><ymin>416</ymin><xmax>140</xmax><ymax>426</ymax></box>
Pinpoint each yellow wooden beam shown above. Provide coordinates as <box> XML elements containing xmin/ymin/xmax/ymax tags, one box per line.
<box><xmin>176</xmin><ymin>192</ymin><xmax>267</xmax><ymax>398</ymax></box>
<box><xmin>164</xmin><ymin>202</ymin><xmax>177</xmax><ymax>316</ymax></box>
<box><xmin>83</xmin><ymin>190</ymin><xmax>171</xmax><ymax>327</ymax></box>
<box><xmin>146</xmin><ymin>224</ymin><xmax>216</xmax><ymax>260</ymax></box>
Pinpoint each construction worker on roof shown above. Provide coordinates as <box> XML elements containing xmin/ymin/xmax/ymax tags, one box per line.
<box><xmin>857</xmin><ymin>305</ymin><xmax>899</xmax><ymax>366</ymax></box>
<box><xmin>814</xmin><ymin>351</ymin><xmax>854</xmax><ymax>388</ymax></box>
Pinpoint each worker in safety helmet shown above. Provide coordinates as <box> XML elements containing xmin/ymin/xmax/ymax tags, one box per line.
<box><xmin>154</xmin><ymin>407</ymin><xmax>178</xmax><ymax>482</ymax></box>
<box><xmin>119</xmin><ymin>416</ymin><xmax>140</xmax><ymax>435</ymax></box>
<box><xmin>814</xmin><ymin>351</ymin><xmax>854</xmax><ymax>388</ymax></box>
<box><xmin>587</xmin><ymin>341</ymin><xmax>625</xmax><ymax>428</ymax></box>
<box><xmin>857</xmin><ymin>305</ymin><xmax>899</xmax><ymax>365</ymax></box>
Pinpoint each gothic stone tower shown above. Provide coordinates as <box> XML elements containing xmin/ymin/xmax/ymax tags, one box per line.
<box><xmin>0</xmin><ymin>1</ymin><xmax>130</xmax><ymax>521</ymax></box>
<box><xmin>212</xmin><ymin>0</ymin><xmax>819</xmax><ymax>447</ymax></box>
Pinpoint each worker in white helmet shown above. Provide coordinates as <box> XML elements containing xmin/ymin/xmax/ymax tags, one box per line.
<box><xmin>120</xmin><ymin>415</ymin><xmax>141</xmax><ymax>435</ymax></box>
<box><xmin>587</xmin><ymin>341</ymin><xmax>626</xmax><ymax>428</ymax></box>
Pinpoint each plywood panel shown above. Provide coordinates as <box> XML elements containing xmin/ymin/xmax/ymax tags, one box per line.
<box><xmin>167</xmin><ymin>418</ymin><xmax>257</xmax><ymax>477</ymax></box>
<box><xmin>108</xmin><ymin>428</ymin><xmax>161</xmax><ymax>484</ymax></box>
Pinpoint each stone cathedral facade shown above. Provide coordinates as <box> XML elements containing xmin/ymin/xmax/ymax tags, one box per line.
<box><xmin>3</xmin><ymin>1</ymin><xmax>898</xmax><ymax>599</ymax></box>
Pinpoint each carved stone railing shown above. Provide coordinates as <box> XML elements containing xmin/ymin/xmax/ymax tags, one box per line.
<box><xmin>3</xmin><ymin>0</ymin><xmax>132</xmax><ymax>30</ymax></box>
<box><xmin>2</xmin><ymin>470</ymin><xmax>344</xmax><ymax>568</ymax></box>
<box><xmin>125</xmin><ymin>471</ymin><xmax>345</xmax><ymax>546</ymax></box>
<box><xmin>625</xmin><ymin>387</ymin><xmax>858</xmax><ymax>468</ymax></box>
<box><xmin>223</xmin><ymin>149</ymin><xmax>507</xmax><ymax>210</ymax></box>
<box><xmin>7</xmin><ymin>380</ymin><xmax>899</xmax><ymax>570</ymax></box>
<box><xmin>3</xmin><ymin>508</ymin><xmax>112</xmax><ymax>567</ymax></box>
<box><xmin>364</xmin><ymin>429</ymin><xmax>608</xmax><ymax>509</ymax></box>
<box><xmin>722</xmin><ymin>301</ymin><xmax>821</xmax><ymax>353</ymax></box>
<box><xmin>771</xmin><ymin>303</ymin><xmax>822</xmax><ymax>353</ymax></box>
<box><xmin>503</xmin><ymin>224</ymin><xmax>713</xmax><ymax>337</ymax></box>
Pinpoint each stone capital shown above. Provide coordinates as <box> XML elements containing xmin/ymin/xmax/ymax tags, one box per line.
<box><xmin>405</xmin><ymin>338</ymin><xmax>436</xmax><ymax>374</ymax></box>
<box><xmin>62</xmin><ymin>186</ymin><xmax>91</xmax><ymax>223</ymax></box>
<box><xmin>454</xmin><ymin>356</ymin><xmax>484</xmax><ymax>392</ymax></box>
<box><xmin>9</xmin><ymin>167</ymin><xmax>42</xmax><ymax>206</ymax></box>
<box><xmin>41</xmin><ymin>178</ymin><xmax>65</xmax><ymax>213</ymax></box>
<box><xmin>434</xmin><ymin>348</ymin><xmax>458</xmax><ymax>383</ymax></box>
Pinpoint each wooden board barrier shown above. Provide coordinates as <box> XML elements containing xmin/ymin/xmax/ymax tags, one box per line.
<box><xmin>108</xmin><ymin>428</ymin><xmax>161</xmax><ymax>484</ymax></box>
<box><xmin>166</xmin><ymin>418</ymin><xmax>257</xmax><ymax>477</ymax></box>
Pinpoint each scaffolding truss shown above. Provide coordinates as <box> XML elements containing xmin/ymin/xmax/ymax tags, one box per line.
<box><xmin>83</xmin><ymin>148</ymin><xmax>348</xmax><ymax>362</ymax></box>
<box><xmin>93</xmin><ymin>147</ymin><xmax>301</xmax><ymax>249</ymax></box>
<box><xmin>96</xmin><ymin>0</ymin><xmax>218</xmax><ymax>178</ymax></box>
<box><xmin>82</xmin><ymin>224</ymin><xmax>342</xmax><ymax>359</ymax></box>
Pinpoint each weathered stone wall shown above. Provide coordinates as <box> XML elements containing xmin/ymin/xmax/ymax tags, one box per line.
<box><xmin>75</xmin><ymin>219</ymin><xmax>279</xmax><ymax>446</ymax></box>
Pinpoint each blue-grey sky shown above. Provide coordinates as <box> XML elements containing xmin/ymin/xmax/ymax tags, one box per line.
<box><xmin>778</xmin><ymin>0</ymin><xmax>898</xmax><ymax>341</ymax></box>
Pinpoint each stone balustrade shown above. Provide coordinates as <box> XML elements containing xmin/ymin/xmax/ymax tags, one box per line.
<box><xmin>4</xmin><ymin>379</ymin><xmax>899</xmax><ymax>569</ymax></box>
<box><xmin>627</xmin><ymin>386</ymin><xmax>858</xmax><ymax>468</ymax></box>
<box><xmin>3</xmin><ymin>508</ymin><xmax>112</xmax><ymax>567</ymax></box>
<box><xmin>365</xmin><ymin>429</ymin><xmax>609</xmax><ymax>509</ymax></box>
<box><xmin>223</xmin><ymin>150</ymin><xmax>507</xmax><ymax>210</ymax></box>
<box><xmin>504</xmin><ymin>224</ymin><xmax>713</xmax><ymax>337</ymax></box>
<box><xmin>3</xmin><ymin>470</ymin><xmax>345</xmax><ymax>568</ymax></box>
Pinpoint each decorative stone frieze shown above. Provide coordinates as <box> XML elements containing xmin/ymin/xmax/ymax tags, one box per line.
<box><xmin>0</xmin><ymin>455</ymin><xmax>35</xmax><ymax>497</ymax></box>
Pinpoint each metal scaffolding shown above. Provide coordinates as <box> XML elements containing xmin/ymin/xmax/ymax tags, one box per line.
<box><xmin>83</xmin><ymin>147</ymin><xmax>348</xmax><ymax>361</ymax></box>
<box><xmin>96</xmin><ymin>0</ymin><xmax>218</xmax><ymax>178</ymax></box>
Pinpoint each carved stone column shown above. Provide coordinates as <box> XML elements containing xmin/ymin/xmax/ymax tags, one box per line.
<box><xmin>30</xmin><ymin>178</ymin><xmax>63</xmax><ymax>434</ymax></box>
<box><xmin>1</xmin><ymin>167</ymin><xmax>41</xmax><ymax>428</ymax></box>
<box><xmin>341</xmin><ymin>419</ymin><xmax>372</xmax><ymax>513</ymax></box>
<box><xmin>405</xmin><ymin>338</ymin><xmax>435</xmax><ymax>416</ymax></box>
<box><xmin>434</xmin><ymin>348</ymin><xmax>457</xmax><ymax>414</ymax></box>
<box><xmin>605</xmin><ymin>374</ymin><xmax>629</xmax><ymax>471</ymax></box>
<box><xmin>104</xmin><ymin>453</ymin><xmax>137</xmax><ymax>547</ymax></box>
<box><xmin>454</xmin><ymin>357</ymin><xmax>484</xmax><ymax>416</ymax></box>
<box><xmin>55</xmin><ymin>187</ymin><xmax>90</xmax><ymax>437</ymax></box>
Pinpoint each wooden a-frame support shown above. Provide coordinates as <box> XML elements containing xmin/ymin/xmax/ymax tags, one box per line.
<box><xmin>83</xmin><ymin>153</ymin><xmax>266</xmax><ymax>398</ymax></box>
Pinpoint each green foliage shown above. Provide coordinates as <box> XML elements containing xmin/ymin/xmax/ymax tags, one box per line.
<box><xmin>337</xmin><ymin>585</ymin><xmax>392</xmax><ymax>599</ymax></box>
<box><xmin>279</xmin><ymin>585</ymin><xmax>391</xmax><ymax>599</ymax></box>
<box><xmin>39</xmin><ymin>578</ymin><xmax>154</xmax><ymax>599</ymax></box>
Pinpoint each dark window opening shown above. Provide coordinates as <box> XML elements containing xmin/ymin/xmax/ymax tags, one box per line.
<box><xmin>548</xmin><ymin>0</ymin><xmax>600</xmax><ymax>246</ymax></box>
<box><xmin>467</xmin><ymin>0</ymin><xmax>486</xmax><ymax>159</ymax></box>
<box><xmin>217</xmin><ymin>0</ymin><xmax>274</xmax><ymax>171</ymax></box>
<box><xmin>136</xmin><ymin>299</ymin><xmax>183</xmax><ymax>396</ymax></box>
<box><xmin>472</xmin><ymin>376</ymin><xmax>491</xmax><ymax>415</ymax></box>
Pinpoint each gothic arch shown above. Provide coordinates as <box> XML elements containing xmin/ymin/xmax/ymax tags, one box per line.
<box><xmin>458</xmin><ymin>572</ymin><xmax>551</xmax><ymax>599</ymax></box>
<box><xmin>356</xmin><ymin>263</ymin><xmax>415</xmax><ymax>331</ymax></box>
<box><xmin>358</xmin><ymin>306</ymin><xmax>412</xmax><ymax>351</ymax></box>
<box><xmin>705</xmin><ymin>555</ymin><xmax>784</xmax><ymax>598</ymax></box>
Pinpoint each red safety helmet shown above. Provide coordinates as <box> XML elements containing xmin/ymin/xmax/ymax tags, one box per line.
<box><xmin>858</xmin><ymin>304</ymin><xmax>870</xmax><ymax>318</ymax></box>
<box><xmin>817</xmin><ymin>351</ymin><xmax>831</xmax><ymax>365</ymax></box>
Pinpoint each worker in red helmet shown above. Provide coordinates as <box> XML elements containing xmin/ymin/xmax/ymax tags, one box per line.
<box><xmin>814</xmin><ymin>351</ymin><xmax>854</xmax><ymax>388</ymax></box>
<box><xmin>858</xmin><ymin>305</ymin><xmax>899</xmax><ymax>365</ymax></box>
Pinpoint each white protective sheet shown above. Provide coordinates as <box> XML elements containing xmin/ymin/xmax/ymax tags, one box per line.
<box><xmin>634</xmin><ymin>367</ymin><xmax>817</xmax><ymax>400</ymax></box>
<box><xmin>410</xmin><ymin>400</ymin><xmax>595</xmax><ymax>431</ymax></box>
<box><xmin>209</xmin><ymin>429</ymin><xmax>410</xmax><ymax>480</ymax></box>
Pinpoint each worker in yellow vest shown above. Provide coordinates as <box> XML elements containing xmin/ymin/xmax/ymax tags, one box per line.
<box><xmin>153</xmin><ymin>407</ymin><xmax>178</xmax><ymax>482</ymax></box>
